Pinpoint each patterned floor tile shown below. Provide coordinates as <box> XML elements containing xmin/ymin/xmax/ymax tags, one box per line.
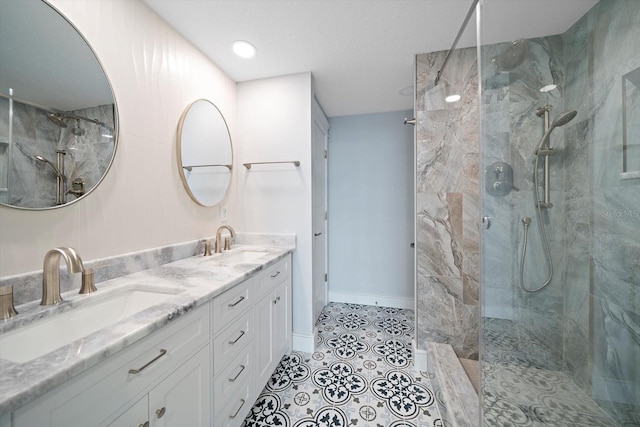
<box><xmin>243</xmin><ymin>303</ymin><xmax>443</xmax><ymax>427</ymax></box>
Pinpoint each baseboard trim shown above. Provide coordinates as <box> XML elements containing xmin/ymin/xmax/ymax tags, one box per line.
<box><xmin>292</xmin><ymin>332</ymin><xmax>315</xmax><ymax>353</ymax></box>
<box><xmin>328</xmin><ymin>291</ymin><xmax>413</xmax><ymax>309</ymax></box>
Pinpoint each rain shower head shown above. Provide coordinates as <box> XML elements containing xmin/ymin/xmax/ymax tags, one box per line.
<box><xmin>551</xmin><ymin>110</ymin><xmax>577</xmax><ymax>128</ymax></box>
<box><xmin>47</xmin><ymin>113</ymin><xmax>67</xmax><ymax>128</ymax></box>
<box><xmin>492</xmin><ymin>39</ymin><xmax>529</xmax><ymax>72</ymax></box>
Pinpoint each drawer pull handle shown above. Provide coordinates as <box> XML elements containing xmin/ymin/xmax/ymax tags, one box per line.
<box><xmin>229</xmin><ymin>364</ymin><xmax>246</xmax><ymax>382</ymax></box>
<box><xmin>128</xmin><ymin>349</ymin><xmax>167</xmax><ymax>374</ymax></box>
<box><xmin>228</xmin><ymin>296</ymin><xmax>245</xmax><ymax>307</ymax></box>
<box><xmin>156</xmin><ymin>407</ymin><xmax>166</xmax><ymax>419</ymax></box>
<box><xmin>229</xmin><ymin>399</ymin><xmax>246</xmax><ymax>419</ymax></box>
<box><xmin>229</xmin><ymin>330</ymin><xmax>245</xmax><ymax>345</ymax></box>
<box><xmin>270</xmin><ymin>271</ymin><xmax>281</xmax><ymax>278</ymax></box>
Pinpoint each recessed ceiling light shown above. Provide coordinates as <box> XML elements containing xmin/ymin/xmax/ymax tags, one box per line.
<box><xmin>539</xmin><ymin>84</ymin><xmax>557</xmax><ymax>92</ymax></box>
<box><xmin>232</xmin><ymin>40</ymin><xmax>257</xmax><ymax>58</ymax></box>
<box><xmin>445</xmin><ymin>94</ymin><xmax>461</xmax><ymax>103</ymax></box>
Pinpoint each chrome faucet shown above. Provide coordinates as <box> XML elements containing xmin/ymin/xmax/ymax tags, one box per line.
<box><xmin>214</xmin><ymin>225</ymin><xmax>235</xmax><ymax>253</ymax></box>
<box><xmin>41</xmin><ymin>247</ymin><xmax>84</xmax><ymax>305</ymax></box>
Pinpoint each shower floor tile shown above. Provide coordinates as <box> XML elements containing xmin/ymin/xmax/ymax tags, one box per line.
<box><xmin>482</xmin><ymin>317</ymin><xmax>622</xmax><ymax>426</ymax></box>
<box><xmin>242</xmin><ymin>302</ymin><xmax>444</xmax><ymax>427</ymax></box>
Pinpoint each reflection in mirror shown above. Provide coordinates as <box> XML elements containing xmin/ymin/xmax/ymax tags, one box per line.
<box><xmin>623</xmin><ymin>67</ymin><xmax>640</xmax><ymax>173</ymax></box>
<box><xmin>177</xmin><ymin>100</ymin><xmax>232</xmax><ymax>207</ymax></box>
<box><xmin>0</xmin><ymin>0</ymin><xmax>117</xmax><ymax>209</ymax></box>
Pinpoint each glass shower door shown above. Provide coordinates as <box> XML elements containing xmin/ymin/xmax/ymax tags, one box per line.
<box><xmin>479</xmin><ymin>0</ymin><xmax>640</xmax><ymax>425</ymax></box>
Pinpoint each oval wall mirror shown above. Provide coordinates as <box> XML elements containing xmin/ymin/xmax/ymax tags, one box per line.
<box><xmin>0</xmin><ymin>0</ymin><xmax>118</xmax><ymax>210</ymax></box>
<box><xmin>177</xmin><ymin>99</ymin><xmax>233</xmax><ymax>207</ymax></box>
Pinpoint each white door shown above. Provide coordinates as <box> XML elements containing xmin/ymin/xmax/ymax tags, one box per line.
<box><xmin>311</xmin><ymin>100</ymin><xmax>329</xmax><ymax>325</ymax></box>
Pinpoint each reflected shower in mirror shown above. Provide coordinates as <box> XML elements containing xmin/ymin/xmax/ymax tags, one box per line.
<box><xmin>0</xmin><ymin>0</ymin><xmax>118</xmax><ymax>209</ymax></box>
<box><xmin>177</xmin><ymin>99</ymin><xmax>232</xmax><ymax>207</ymax></box>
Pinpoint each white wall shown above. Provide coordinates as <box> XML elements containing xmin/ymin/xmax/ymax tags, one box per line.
<box><xmin>328</xmin><ymin>110</ymin><xmax>415</xmax><ymax>308</ymax></box>
<box><xmin>0</xmin><ymin>0</ymin><xmax>237</xmax><ymax>276</ymax></box>
<box><xmin>236</xmin><ymin>73</ymin><xmax>315</xmax><ymax>350</ymax></box>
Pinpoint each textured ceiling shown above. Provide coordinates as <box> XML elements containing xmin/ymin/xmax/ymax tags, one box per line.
<box><xmin>143</xmin><ymin>0</ymin><xmax>598</xmax><ymax>117</ymax></box>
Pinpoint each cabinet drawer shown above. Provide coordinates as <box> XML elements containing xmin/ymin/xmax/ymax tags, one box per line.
<box><xmin>215</xmin><ymin>381</ymin><xmax>253</xmax><ymax>427</ymax></box>
<box><xmin>212</xmin><ymin>310</ymin><xmax>253</xmax><ymax>376</ymax></box>
<box><xmin>213</xmin><ymin>342</ymin><xmax>252</xmax><ymax>417</ymax></box>
<box><xmin>211</xmin><ymin>278</ymin><xmax>253</xmax><ymax>336</ymax></box>
<box><xmin>13</xmin><ymin>304</ymin><xmax>210</xmax><ymax>427</ymax></box>
<box><xmin>254</xmin><ymin>257</ymin><xmax>289</xmax><ymax>301</ymax></box>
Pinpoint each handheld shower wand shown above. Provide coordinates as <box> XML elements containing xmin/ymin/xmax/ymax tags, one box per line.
<box><xmin>520</xmin><ymin>107</ymin><xmax>576</xmax><ymax>293</ymax></box>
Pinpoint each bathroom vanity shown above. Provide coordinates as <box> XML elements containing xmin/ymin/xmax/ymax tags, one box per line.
<box><xmin>0</xmin><ymin>245</ymin><xmax>292</xmax><ymax>427</ymax></box>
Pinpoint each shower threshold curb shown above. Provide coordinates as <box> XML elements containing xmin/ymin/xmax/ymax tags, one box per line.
<box><xmin>426</xmin><ymin>342</ymin><xmax>479</xmax><ymax>427</ymax></box>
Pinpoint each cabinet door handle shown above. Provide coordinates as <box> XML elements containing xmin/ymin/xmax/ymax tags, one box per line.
<box><xmin>229</xmin><ymin>399</ymin><xmax>246</xmax><ymax>419</ymax></box>
<box><xmin>229</xmin><ymin>330</ymin><xmax>245</xmax><ymax>345</ymax></box>
<box><xmin>270</xmin><ymin>271</ymin><xmax>281</xmax><ymax>278</ymax></box>
<box><xmin>314</xmin><ymin>232</ymin><xmax>322</xmax><ymax>236</ymax></box>
<box><xmin>229</xmin><ymin>364</ymin><xmax>246</xmax><ymax>382</ymax></box>
<box><xmin>156</xmin><ymin>407</ymin><xmax>166</xmax><ymax>419</ymax></box>
<box><xmin>228</xmin><ymin>296</ymin><xmax>245</xmax><ymax>307</ymax></box>
<box><xmin>139</xmin><ymin>422</ymin><xmax>149</xmax><ymax>427</ymax></box>
<box><xmin>128</xmin><ymin>349</ymin><xmax>167</xmax><ymax>374</ymax></box>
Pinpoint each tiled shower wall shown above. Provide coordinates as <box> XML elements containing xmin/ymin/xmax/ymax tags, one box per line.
<box><xmin>415</xmin><ymin>47</ymin><xmax>480</xmax><ymax>359</ymax></box>
<box><xmin>483</xmin><ymin>34</ymin><xmax>568</xmax><ymax>367</ymax></box>
<box><xmin>563</xmin><ymin>0</ymin><xmax>640</xmax><ymax>415</ymax></box>
<box><xmin>415</xmin><ymin>37</ymin><xmax>567</xmax><ymax>360</ymax></box>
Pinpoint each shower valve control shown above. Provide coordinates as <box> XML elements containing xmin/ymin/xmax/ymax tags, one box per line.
<box><xmin>486</xmin><ymin>161</ymin><xmax>517</xmax><ymax>197</ymax></box>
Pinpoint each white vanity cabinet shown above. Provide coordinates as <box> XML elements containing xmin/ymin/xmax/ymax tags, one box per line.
<box><xmin>7</xmin><ymin>252</ymin><xmax>293</xmax><ymax>427</ymax></box>
<box><xmin>254</xmin><ymin>257</ymin><xmax>292</xmax><ymax>388</ymax></box>
<box><xmin>108</xmin><ymin>346</ymin><xmax>211</xmax><ymax>427</ymax></box>
<box><xmin>210</xmin><ymin>254</ymin><xmax>291</xmax><ymax>427</ymax></box>
<box><xmin>12</xmin><ymin>304</ymin><xmax>211</xmax><ymax>427</ymax></box>
<box><xmin>211</xmin><ymin>278</ymin><xmax>254</xmax><ymax>427</ymax></box>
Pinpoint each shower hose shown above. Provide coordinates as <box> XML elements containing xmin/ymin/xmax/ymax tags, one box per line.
<box><xmin>519</xmin><ymin>152</ymin><xmax>554</xmax><ymax>293</ymax></box>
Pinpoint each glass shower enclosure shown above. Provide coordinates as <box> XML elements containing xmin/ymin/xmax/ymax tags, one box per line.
<box><xmin>479</xmin><ymin>0</ymin><xmax>640</xmax><ymax>425</ymax></box>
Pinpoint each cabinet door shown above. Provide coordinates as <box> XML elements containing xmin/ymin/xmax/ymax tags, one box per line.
<box><xmin>149</xmin><ymin>344</ymin><xmax>211</xmax><ymax>427</ymax></box>
<box><xmin>107</xmin><ymin>396</ymin><xmax>148</xmax><ymax>427</ymax></box>
<box><xmin>273</xmin><ymin>280</ymin><xmax>291</xmax><ymax>359</ymax></box>
<box><xmin>254</xmin><ymin>292</ymin><xmax>275</xmax><ymax>388</ymax></box>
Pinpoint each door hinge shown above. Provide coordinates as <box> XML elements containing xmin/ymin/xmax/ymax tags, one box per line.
<box><xmin>324</xmin><ymin>273</ymin><xmax>327</xmax><ymax>282</ymax></box>
<box><xmin>325</xmin><ymin>211</ymin><xmax>327</xmax><ymax>220</ymax></box>
<box><xmin>324</xmin><ymin>150</ymin><xmax>328</xmax><ymax>159</ymax></box>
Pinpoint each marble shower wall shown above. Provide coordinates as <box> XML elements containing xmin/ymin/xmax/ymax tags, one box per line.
<box><xmin>0</xmin><ymin>99</ymin><xmax>114</xmax><ymax>208</ymax></box>
<box><xmin>478</xmin><ymin>34</ymin><xmax>569</xmax><ymax>375</ymax></box>
<box><xmin>415</xmin><ymin>47</ymin><xmax>479</xmax><ymax>359</ymax></box>
<box><xmin>562</xmin><ymin>0</ymin><xmax>640</xmax><ymax>418</ymax></box>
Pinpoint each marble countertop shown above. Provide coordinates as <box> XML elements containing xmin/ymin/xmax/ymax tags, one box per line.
<box><xmin>0</xmin><ymin>244</ymin><xmax>292</xmax><ymax>414</ymax></box>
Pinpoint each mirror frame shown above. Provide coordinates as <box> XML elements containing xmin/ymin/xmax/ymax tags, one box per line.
<box><xmin>176</xmin><ymin>99</ymin><xmax>233</xmax><ymax>207</ymax></box>
<box><xmin>0</xmin><ymin>0</ymin><xmax>119</xmax><ymax>210</ymax></box>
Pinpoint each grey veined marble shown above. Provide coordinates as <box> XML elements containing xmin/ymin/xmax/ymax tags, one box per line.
<box><xmin>478</xmin><ymin>0</ymin><xmax>640</xmax><ymax>425</ymax></box>
<box><xmin>0</xmin><ymin>240</ymin><xmax>294</xmax><ymax>414</ymax></box>
<box><xmin>415</xmin><ymin>46</ymin><xmax>480</xmax><ymax>359</ymax></box>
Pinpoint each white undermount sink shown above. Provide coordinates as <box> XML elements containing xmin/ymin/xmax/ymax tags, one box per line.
<box><xmin>215</xmin><ymin>248</ymin><xmax>269</xmax><ymax>264</ymax></box>
<box><xmin>0</xmin><ymin>285</ymin><xmax>182</xmax><ymax>363</ymax></box>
